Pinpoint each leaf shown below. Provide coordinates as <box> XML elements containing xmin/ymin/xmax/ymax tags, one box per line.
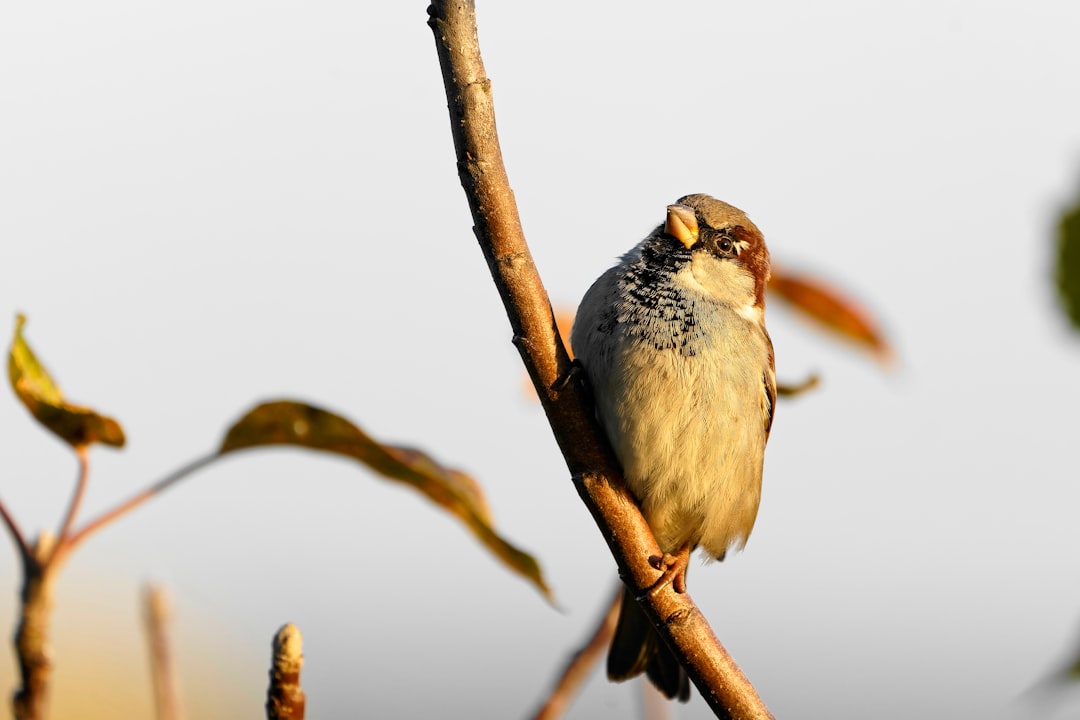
<box><xmin>768</xmin><ymin>267</ymin><xmax>893</xmax><ymax>363</ymax></box>
<box><xmin>1056</xmin><ymin>191</ymin><xmax>1080</xmax><ymax>331</ymax></box>
<box><xmin>555</xmin><ymin>309</ymin><xmax>576</xmax><ymax>360</ymax></box>
<box><xmin>1068</xmin><ymin>649</ymin><xmax>1080</xmax><ymax>680</ymax></box>
<box><xmin>520</xmin><ymin>308</ymin><xmax>577</xmax><ymax>401</ymax></box>
<box><xmin>219</xmin><ymin>400</ymin><xmax>552</xmax><ymax>600</ymax></box>
<box><xmin>775</xmin><ymin>373</ymin><xmax>821</xmax><ymax>397</ymax></box>
<box><xmin>7</xmin><ymin>314</ymin><xmax>126</xmax><ymax>449</ymax></box>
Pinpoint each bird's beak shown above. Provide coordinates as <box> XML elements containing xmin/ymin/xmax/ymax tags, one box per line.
<box><xmin>665</xmin><ymin>204</ymin><xmax>699</xmax><ymax>249</ymax></box>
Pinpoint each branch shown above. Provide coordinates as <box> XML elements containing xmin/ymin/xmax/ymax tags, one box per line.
<box><xmin>426</xmin><ymin>2</ymin><xmax>772</xmax><ymax>717</ymax></box>
<box><xmin>13</xmin><ymin>535</ymin><xmax>58</xmax><ymax>720</ymax></box>
<box><xmin>532</xmin><ymin>585</ymin><xmax>621</xmax><ymax>720</ymax></box>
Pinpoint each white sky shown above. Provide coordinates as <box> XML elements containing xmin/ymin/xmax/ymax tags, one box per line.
<box><xmin>3</xmin><ymin>2</ymin><xmax>1080</xmax><ymax>718</ymax></box>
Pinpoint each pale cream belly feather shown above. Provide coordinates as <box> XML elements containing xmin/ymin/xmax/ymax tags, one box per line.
<box><xmin>595</xmin><ymin>324</ymin><xmax>770</xmax><ymax>559</ymax></box>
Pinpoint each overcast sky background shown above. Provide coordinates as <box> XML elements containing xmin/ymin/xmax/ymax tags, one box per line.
<box><xmin>2</xmin><ymin>2</ymin><xmax>1080</xmax><ymax>718</ymax></box>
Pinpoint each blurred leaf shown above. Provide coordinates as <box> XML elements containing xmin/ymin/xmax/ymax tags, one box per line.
<box><xmin>1056</xmin><ymin>191</ymin><xmax>1080</xmax><ymax>330</ymax></box>
<box><xmin>768</xmin><ymin>267</ymin><xmax>892</xmax><ymax>363</ymax></box>
<box><xmin>1068</xmin><ymin>649</ymin><xmax>1080</xmax><ymax>680</ymax></box>
<box><xmin>776</xmin><ymin>373</ymin><xmax>821</xmax><ymax>397</ymax></box>
<box><xmin>555</xmin><ymin>309</ymin><xmax>576</xmax><ymax>360</ymax></box>
<box><xmin>219</xmin><ymin>400</ymin><xmax>552</xmax><ymax>600</ymax></box>
<box><xmin>7</xmin><ymin>314</ymin><xmax>126</xmax><ymax>449</ymax></box>
<box><xmin>520</xmin><ymin>309</ymin><xmax>578</xmax><ymax>401</ymax></box>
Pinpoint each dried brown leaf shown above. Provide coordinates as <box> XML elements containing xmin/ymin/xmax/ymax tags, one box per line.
<box><xmin>769</xmin><ymin>267</ymin><xmax>892</xmax><ymax>363</ymax></box>
<box><xmin>219</xmin><ymin>400</ymin><xmax>551</xmax><ymax>599</ymax></box>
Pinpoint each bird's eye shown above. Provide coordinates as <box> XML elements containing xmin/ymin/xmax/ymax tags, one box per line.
<box><xmin>717</xmin><ymin>238</ymin><xmax>734</xmax><ymax>254</ymax></box>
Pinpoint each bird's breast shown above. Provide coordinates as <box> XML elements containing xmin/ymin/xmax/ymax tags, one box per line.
<box><xmin>593</xmin><ymin>302</ymin><xmax>771</xmax><ymax>558</ymax></box>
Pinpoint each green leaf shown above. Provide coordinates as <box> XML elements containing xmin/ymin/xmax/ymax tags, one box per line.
<box><xmin>1068</xmin><ymin>649</ymin><xmax>1080</xmax><ymax>680</ymax></box>
<box><xmin>7</xmin><ymin>314</ymin><xmax>126</xmax><ymax>449</ymax></box>
<box><xmin>219</xmin><ymin>400</ymin><xmax>552</xmax><ymax>600</ymax></box>
<box><xmin>1056</xmin><ymin>191</ymin><xmax>1080</xmax><ymax>330</ymax></box>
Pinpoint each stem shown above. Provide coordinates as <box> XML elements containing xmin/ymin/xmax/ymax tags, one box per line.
<box><xmin>9</xmin><ymin>449</ymin><xmax>218</xmax><ymax>718</ymax></box>
<box><xmin>55</xmin><ymin>446</ymin><xmax>89</xmax><ymax>547</ymax></box>
<box><xmin>61</xmin><ymin>453</ymin><xmax>220</xmax><ymax>560</ymax></box>
<box><xmin>532</xmin><ymin>585</ymin><xmax>621</xmax><ymax>720</ymax></box>
<box><xmin>642</xmin><ymin>679</ymin><xmax>674</xmax><ymax>720</ymax></box>
<box><xmin>13</xmin><ymin>535</ymin><xmax>58</xmax><ymax>720</ymax></box>
<box><xmin>426</xmin><ymin>3</ymin><xmax>772</xmax><ymax>717</ymax></box>
<box><xmin>0</xmin><ymin>496</ymin><xmax>31</xmax><ymax>564</ymax></box>
<box><xmin>144</xmin><ymin>585</ymin><xmax>183</xmax><ymax>720</ymax></box>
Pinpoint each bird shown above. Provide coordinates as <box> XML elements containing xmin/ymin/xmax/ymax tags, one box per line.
<box><xmin>570</xmin><ymin>193</ymin><xmax>776</xmax><ymax>701</ymax></box>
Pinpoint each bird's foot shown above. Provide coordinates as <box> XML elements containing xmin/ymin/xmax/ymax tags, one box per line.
<box><xmin>552</xmin><ymin>358</ymin><xmax>584</xmax><ymax>393</ymax></box>
<box><xmin>646</xmin><ymin>544</ymin><xmax>691</xmax><ymax>596</ymax></box>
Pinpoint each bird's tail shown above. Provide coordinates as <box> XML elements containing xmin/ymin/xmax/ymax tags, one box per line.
<box><xmin>607</xmin><ymin>586</ymin><xmax>690</xmax><ymax>702</ymax></box>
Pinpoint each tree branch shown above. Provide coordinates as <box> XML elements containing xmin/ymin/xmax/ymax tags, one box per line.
<box><xmin>13</xmin><ymin>535</ymin><xmax>57</xmax><ymax>720</ymax></box>
<box><xmin>426</xmin><ymin>2</ymin><xmax>772</xmax><ymax>717</ymax></box>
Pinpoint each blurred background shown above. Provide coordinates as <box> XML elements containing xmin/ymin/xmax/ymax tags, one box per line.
<box><xmin>2</xmin><ymin>1</ymin><xmax>1080</xmax><ymax>718</ymax></box>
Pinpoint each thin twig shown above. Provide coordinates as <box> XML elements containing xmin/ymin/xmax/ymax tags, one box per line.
<box><xmin>61</xmin><ymin>453</ymin><xmax>220</xmax><ymax>559</ymax></box>
<box><xmin>532</xmin><ymin>585</ymin><xmax>621</xmax><ymax>720</ymax></box>
<box><xmin>426</xmin><ymin>3</ymin><xmax>773</xmax><ymax>717</ymax></box>
<box><xmin>54</xmin><ymin>446</ymin><xmax>90</xmax><ymax>548</ymax></box>
<box><xmin>0</xmin><ymin>496</ymin><xmax>32</xmax><ymax>564</ymax></box>
<box><xmin>642</xmin><ymin>678</ymin><xmax>674</xmax><ymax>720</ymax></box>
<box><xmin>143</xmin><ymin>585</ymin><xmax>184</xmax><ymax>720</ymax></box>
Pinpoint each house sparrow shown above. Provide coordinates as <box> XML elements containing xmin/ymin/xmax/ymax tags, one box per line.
<box><xmin>570</xmin><ymin>194</ymin><xmax>776</xmax><ymax>701</ymax></box>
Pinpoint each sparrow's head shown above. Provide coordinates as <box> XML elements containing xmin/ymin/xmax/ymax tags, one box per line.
<box><xmin>661</xmin><ymin>193</ymin><xmax>770</xmax><ymax>313</ymax></box>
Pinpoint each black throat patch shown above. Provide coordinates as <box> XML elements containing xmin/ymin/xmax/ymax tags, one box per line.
<box><xmin>613</xmin><ymin>238</ymin><xmax>703</xmax><ymax>355</ymax></box>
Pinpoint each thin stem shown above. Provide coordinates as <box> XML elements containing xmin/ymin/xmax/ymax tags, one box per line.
<box><xmin>144</xmin><ymin>585</ymin><xmax>183</xmax><ymax>720</ymax></box>
<box><xmin>61</xmin><ymin>452</ymin><xmax>220</xmax><ymax>559</ymax></box>
<box><xmin>0</xmin><ymin>495</ymin><xmax>32</xmax><ymax>564</ymax></box>
<box><xmin>532</xmin><ymin>585</ymin><xmax>621</xmax><ymax>720</ymax></box>
<box><xmin>55</xmin><ymin>446</ymin><xmax>90</xmax><ymax>548</ymax></box>
<box><xmin>642</xmin><ymin>679</ymin><xmax>674</xmax><ymax>720</ymax></box>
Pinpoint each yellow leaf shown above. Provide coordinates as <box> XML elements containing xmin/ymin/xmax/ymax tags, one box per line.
<box><xmin>219</xmin><ymin>400</ymin><xmax>552</xmax><ymax>600</ymax></box>
<box><xmin>768</xmin><ymin>267</ymin><xmax>893</xmax><ymax>364</ymax></box>
<box><xmin>7</xmin><ymin>314</ymin><xmax>126</xmax><ymax>449</ymax></box>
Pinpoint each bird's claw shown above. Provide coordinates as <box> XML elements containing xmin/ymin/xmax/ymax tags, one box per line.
<box><xmin>646</xmin><ymin>546</ymin><xmax>690</xmax><ymax>596</ymax></box>
<box><xmin>553</xmin><ymin>359</ymin><xmax>584</xmax><ymax>393</ymax></box>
